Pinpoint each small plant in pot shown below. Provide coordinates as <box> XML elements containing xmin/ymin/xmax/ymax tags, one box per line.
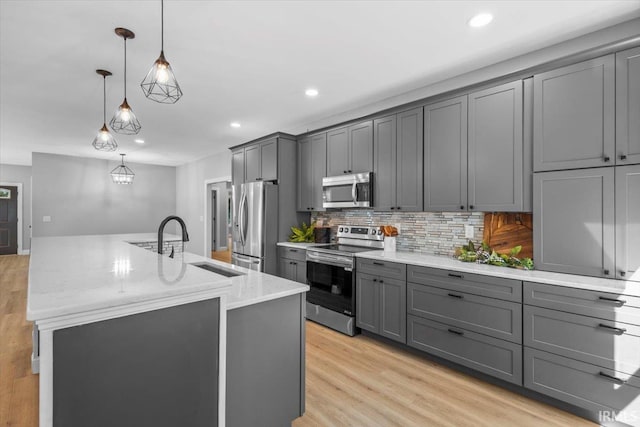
<box><xmin>455</xmin><ymin>240</ymin><xmax>534</xmax><ymax>270</ymax></box>
<box><xmin>289</xmin><ymin>221</ymin><xmax>316</xmax><ymax>243</ymax></box>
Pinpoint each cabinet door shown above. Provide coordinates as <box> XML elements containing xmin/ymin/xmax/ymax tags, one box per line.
<box><xmin>260</xmin><ymin>138</ymin><xmax>278</xmax><ymax>181</ymax></box>
<box><xmin>348</xmin><ymin>121</ymin><xmax>373</xmax><ymax>174</ymax></box>
<box><xmin>380</xmin><ymin>276</ymin><xmax>406</xmax><ymax>343</ymax></box>
<box><xmin>356</xmin><ymin>273</ymin><xmax>379</xmax><ymax>333</ymax></box>
<box><xmin>232</xmin><ymin>149</ymin><xmax>245</xmax><ymax>185</ymax></box>
<box><xmin>326</xmin><ymin>127</ymin><xmax>349</xmax><ymax>176</ymax></box>
<box><xmin>468</xmin><ymin>81</ymin><xmax>523</xmax><ymax>212</ymax></box>
<box><xmin>310</xmin><ymin>133</ymin><xmax>327</xmax><ymax>211</ymax></box>
<box><xmin>533</xmin><ymin>55</ymin><xmax>615</xmax><ymax>171</ymax></box>
<box><xmin>278</xmin><ymin>257</ymin><xmax>297</xmax><ymax>282</ymax></box>
<box><xmin>616</xmin><ymin>164</ymin><xmax>640</xmax><ymax>281</ymax></box>
<box><xmin>373</xmin><ymin>115</ymin><xmax>396</xmax><ymax>211</ymax></box>
<box><xmin>244</xmin><ymin>144</ymin><xmax>261</xmax><ymax>182</ymax></box>
<box><xmin>616</xmin><ymin>47</ymin><xmax>640</xmax><ymax>165</ymax></box>
<box><xmin>424</xmin><ymin>96</ymin><xmax>468</xmax><ymax>211</ymax></box>
<box><xmin>533</xmin><ymin>168</ymin><xmax>615</xmax><ymax>278</ymax></box>
<box><xmin>396</xmin><ymin>107</ymin><xmax>423</xmax><ymax>211</ymax></box>
<box><xmin>294</xmin><ymin>260</ymin><xmax>307</xmax><ymax>285</ymax></box>
<box><xmin>297</xmin><ymin>137</ymin><xmax>312</xmax><ymax>211</ymax></box>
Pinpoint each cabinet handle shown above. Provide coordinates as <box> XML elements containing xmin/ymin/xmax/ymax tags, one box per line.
<box><xmin>598</xmin><ymin>372</ymin><xmax>626</xmax><ymax>385</ymax></box>
<box><xmin>447</xmin><ymin>293</ymin><xmax>463</xmax><ymax>299</ymax></box>
<box><xmin>396</xmin><ymin>206</ymin><xmax>401</xmax><ymax>210</ymax></box>
<box><xmin>390</xmin><ymin>207</ymin><xmax>395</xmax><ymax>210</ymax></box>
<box><xmin>289</xmin><ymin>249</ymin><xmax>298</xmax><ymax>253</ymax></box>
<box><xmin>597</xmin><ymin>296</ymin><xmax>627</xmax><ymax>306</ymax></box>
<box><xmin>597</xmin><ymin>323</ymin><xmax>626</xmax><ymax>335</ymax></box>
<box><xmin>448</xmin><ymin>328</ymin><xmax>464</xmax><ymax>336</ymax></box>
<box><xmin>448</xmin><ymin>273</ymin><xmax>464</xmax><ymax>279</ymax></box>
<box><xmin>373</xmin><ymin>262</ymin><xmax>385</xmax><ymax>266</ymax></box>
<box><xmin>603</xmin><ymin>156</ymin><xmax>610</xmax><ymax>162</ymax></box>
<box><xmin>343</xmin><ymin>170</ymin><xmax>347</xmax><ymax>174</ymax></box>
<box><xmin>620</xmin><ymin>271</ymin><xmax>626</xmax><ymax>277</ymax></box>
<box><xmin>620</xmin><ymin>154</ymin><xmax>627</xmax><ymax>161</ymax></box>
<box><xmin>379</xmin><ymin>280</ymin><xmax>384</xmax><ymax>284</ymax></box>
<box><xmin>460</xmin><ymin>205</ymin><xmax>465</xmax><ymax>210</ymax></box>
<box><xmin>373</xmin><ymin>278</ymin><xmax>378</xmax><ymax>282</ymax></box>
<box><xmin>469</xmin><ymin>205</ymin><xmax>474</xmax><ymax>210</ymax></box>
<box><xmin>256</xmin><ymin>177</ymin><xmax>263</xmax><ymax>181</ymax></box>
<box><xmin>604</xmin><ymin>269</ymin><xmax>610</xmax><ymax>276</ymax></box>
<box><xmin>348</xmin><ymin>170</ymin><xmax>352</xmax><ymax>173</ymax></box>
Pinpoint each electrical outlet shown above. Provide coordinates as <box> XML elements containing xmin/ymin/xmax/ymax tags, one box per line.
<box><xmin>464</xmin><ymin>225</ymin><xmax>474</xmax><ymax>239</ymax></box>
<box><xmin>43</xmin><ymin>216</ymin><xmax>51</xmax><ymax>223</ymax></box>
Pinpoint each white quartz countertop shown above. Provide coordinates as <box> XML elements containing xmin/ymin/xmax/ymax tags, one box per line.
<box><xmin>356</xmin><ymin>251</ymin><xmax>640</xmax><ymax>297</ymax></box>
<box><xmin>27</xmin><ymin>233</ymin><xmax>308</xmax><ymax>322</ymax></box>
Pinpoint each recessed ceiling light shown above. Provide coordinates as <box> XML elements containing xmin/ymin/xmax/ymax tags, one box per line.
<box><xmin>230</xmin><ymin>122</ymin><xmax>241</xmax><ymax>128</ymax></box>
<box><xmin>134</xmin><ymin>139</ymin><xmax>145</xmax><ymax>144</ymax></box>
<box><xmin>305</xmin><ymin>88</ymin><xmax>319</xmax><ymax>97</ymax></box>
<box><xmin>468</xmin><ymin>13</ymin><xmax>493</xmax><ymax>28</ymax></box>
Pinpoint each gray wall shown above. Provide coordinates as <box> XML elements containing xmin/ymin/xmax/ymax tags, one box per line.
<box><xmin>0</xmin><ymin>163</ymin><xmax>32</xmax><ymax>251</ymax></box>
<box><xmin>176</xmin><ymin>150</ymin><xmax>231</xmax><ymax>256</ymax></box>
<box><xmin>32</xmin><ymin>153</ymin><xmax>176</xmax><ymax>238</ymax></box>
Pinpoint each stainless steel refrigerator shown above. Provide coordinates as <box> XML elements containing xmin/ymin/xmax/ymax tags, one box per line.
<box><xmin>232</xmin><ymin>181</ymin><xmax>278</xmax><ymax>274</ymax></box>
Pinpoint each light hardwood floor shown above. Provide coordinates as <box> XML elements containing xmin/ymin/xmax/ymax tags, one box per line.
<box><xmin>1</xmin><ymin>254</ymin><xmax>593</xmax><ymax>426</ymax></box>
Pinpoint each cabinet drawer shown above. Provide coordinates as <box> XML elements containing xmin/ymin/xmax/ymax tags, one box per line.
<box><xmin>524</xmin><ymin>305</ymin><xmax>640</xmax><ymax>375</ymax></box>
<box><xmin>278</xmin><ymin>247</ymin><xmax>307</xmax><ymax>263</ymax></box>
<box><xmin>524</xmin><ymin>282</ymin><xmax>640</xmax><ymax>325</ymax></box>
<box><xmin>408</xmin><ymin>265</ymin><xmax>521</xmax><ymax>302</ymax></box>
<box><xmin>357</xmin><ymin>259</ymin><xmax>406</xmax><ymax>281</ymax></box>
<box><xmin>408</xmin><ymin>315</ymin><xmax>522</xmax><ymax>385</ymax></box>
<box><xmin>524</xmin><ymin>347</ymin><xmax>640</xmax><ymax>414</ymax></box>
<box><xmin>408</xmin><ymin>283</ymin><xmax>522</xmax><ymax>343</ymax></box>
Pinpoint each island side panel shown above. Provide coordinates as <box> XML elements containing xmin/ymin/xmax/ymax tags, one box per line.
<box><xmin>53</xmin><ymin>298</ymin><xmax>220</xmax><ymax>427</ymax></box>
<box><xmin>226</xmin><ymin>293</ymin><xmax>305</xmax><ymax>427</ymax></box>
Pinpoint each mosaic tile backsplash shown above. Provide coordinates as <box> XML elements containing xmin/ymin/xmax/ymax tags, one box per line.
<box><xmin>311</xmin><ymin>211</ymin><xmax>485</xmax><ymax>256</ymax></box>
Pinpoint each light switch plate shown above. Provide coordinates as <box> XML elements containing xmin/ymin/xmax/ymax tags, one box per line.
<box><xmin>464</xmin><ymin>225</ymin><xmax>474</xmax><ymax>239</ymax></box>
<box><xmin>43</xmin><ymin>216</ymin><xmax>51</xmax><ymax>223</ymax></box>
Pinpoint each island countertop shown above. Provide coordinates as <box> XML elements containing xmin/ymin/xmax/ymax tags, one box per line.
<box><xmin>27</xmin><ymin>233</ymin><xmax>308</xmax><ymax>322</ymax></box>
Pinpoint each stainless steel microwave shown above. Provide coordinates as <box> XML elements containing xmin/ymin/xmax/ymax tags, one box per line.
<box><xmin>322</xmin><ymin>172</ymin><xmax>372</xmax><ymax>208</ymax></box>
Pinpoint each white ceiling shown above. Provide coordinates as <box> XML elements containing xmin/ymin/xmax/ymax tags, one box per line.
<box><xmin>1</xmin><ymin>0</ymin><xmax>639</xmax><ymax>167</ymax></box>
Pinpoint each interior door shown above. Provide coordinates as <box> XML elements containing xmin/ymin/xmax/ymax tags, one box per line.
<box><xmin>0</xmin><ymin>186</ymin><xmax>18</xmax><ymax>255</ymax></box>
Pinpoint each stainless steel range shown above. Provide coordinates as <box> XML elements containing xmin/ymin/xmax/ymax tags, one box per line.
<box><xmin>306</xmin><ymin>225</ymin><xmax>384</xmax><ymax>336</ymax></box>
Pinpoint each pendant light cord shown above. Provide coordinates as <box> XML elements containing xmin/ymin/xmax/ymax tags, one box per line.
<box><xmin>161</xmin><ymin>0</ymin><xmax>164</xmax><ymax>52</ymax></box>
<box><xmin>123</xmin><ymin>37</ymin><xmax>127</xmax><ymax>98</ymax></box>
<box><xmin>102</xmin><ymin>76</ymin><xmax>106</xmax><ymax>123</ymax></box>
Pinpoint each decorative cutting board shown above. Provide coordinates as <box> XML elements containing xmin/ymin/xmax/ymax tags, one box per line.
<box><xmin>482</xmin><ymin>213</ymin><xmax>533</xmax><ymax>259</ymax></box>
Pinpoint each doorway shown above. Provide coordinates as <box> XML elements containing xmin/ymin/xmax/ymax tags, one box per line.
<box><xmin>0</xmin><ymin>185</ymin><xmax>18</xmax><ymax>255</ymax></box>
<box><xmin>204</xmin><ymin>177</ymin><xmax>232</xmax><ymax>264</ymax></box>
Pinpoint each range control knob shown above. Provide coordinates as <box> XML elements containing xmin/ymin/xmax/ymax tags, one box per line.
<box><xmin>338</xmin><ymin>227</ymin><xmax>343</xmax><ymax>233</ymax></box>
<box><xmin>344</xmin><ymin>227</ymin><xmax>349</xmax><ymax>233</ymax></box>
<box><xmin>371</xmin><ymin>229</ymin><xmax>376</xmax><ymax>235</ymax></box>
<box><xmin>377</xmin><ymin>230</ymin><xmax>383</xmax><ymax>235</ymax></box>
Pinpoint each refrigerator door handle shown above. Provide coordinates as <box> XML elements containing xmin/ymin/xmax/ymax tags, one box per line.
<box><xmin>241</xmin><ymin>190</ymin><xmax>249</xmax><ymax>246</ymax></box>
<box><xmin>238</xmin><ymin>190</ymin><xmax>246</xmax><ymax>247</ymax></box>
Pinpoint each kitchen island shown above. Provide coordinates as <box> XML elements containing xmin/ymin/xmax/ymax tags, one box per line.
<box><xmin>27</xmin><ymin>233</ymin><xmax>309</xmax><ymax>427</ymax></box>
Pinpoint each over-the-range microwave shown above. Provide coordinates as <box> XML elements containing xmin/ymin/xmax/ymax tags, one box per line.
<box><xmin>322</xmin><ymin>172</ymin><xmax>372</xmax><ymax>208</ymax></box>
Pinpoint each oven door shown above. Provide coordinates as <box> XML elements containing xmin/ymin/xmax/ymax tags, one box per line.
<box><xmin>306</xmin><ymin>260</ymin><xmax>355</xmax><ymax>316</ymax></box>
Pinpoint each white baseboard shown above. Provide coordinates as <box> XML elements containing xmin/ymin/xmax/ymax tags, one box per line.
<box><xmin>20</xmin><ymin>249</ymin><xmax>30</xmax><ymax>255</ymax></box>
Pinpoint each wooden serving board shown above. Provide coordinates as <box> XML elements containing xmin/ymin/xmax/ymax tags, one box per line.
<box><xmin>483</xmin><ymin>213</ymin><xmax>533</xmax><ymax>259</ymax></box>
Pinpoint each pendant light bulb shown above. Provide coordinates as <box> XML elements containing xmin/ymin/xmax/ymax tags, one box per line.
<box><xmin>92</xmin><ymin>69</ymin><xmax>118</xmax><ymax>152</ymax></box>
<box><xmin>141</xmin><ymin>0</ymin><xmax>183</xmax><ymax>104</ymax></box>
<box><xmin>110</xmin><ymin>28</ymin><xmax>141</xmax><ymax>135</ymax></box>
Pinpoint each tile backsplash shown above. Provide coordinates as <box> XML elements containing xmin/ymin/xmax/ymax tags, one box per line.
<box><xmin>312</xmin><ymin>211</ymin><xmax>484</xmax><ymax>257</ymax></box>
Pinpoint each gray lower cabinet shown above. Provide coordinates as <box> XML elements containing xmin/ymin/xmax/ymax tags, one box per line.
<box><xmin>278</xmin><ymin>247</ymin><xmax>307</xmax><ymax>284</ymax></box>
<box><xmin>423</xmin><ymin>95</ymin><xmax>468</xmax><ymax>212</ymax></box>
<box><xmin>533</xmin><ymin>54</ymin><xmax>615</xmax><ymax>171</ymax></box>
<box><xmin>617</xmin><ymin>46</ymin><xmax>640</xmax><ymax>165</ymax></box>
<box><xmin>616</xmin><ymin>164</ymin><xmax>640</xmax><ymax>280</ymax></box>
<box><xmin>356</xmin><ymin>273</ymin><xmax>379</xmax><ymax>333</ymax></box>
<box><xmin>297</xmin><ymin>133</ymin><xmax>327</xmax><ymax>212</ymax></box>
<box><xmin>231</xmin><ymin>149</ymin><xmax>245</xmax><ymax>185</ymax></box>
<box><xmin>533</xmin><ymin>167</ymin><xmax>615</xmax><ymax>278</ymax></box>
<box><xmin>408</xmin><ymin>315</ymin><xmax>523</xmax><ymax>385</ymax></box>
<box><xmin>326</xmin><ymin>120</ymin><xmax>373</xmax><ymax>176</ymax></box>
<box><xmin>468</xmin><ymin>80</ymin><xmax>524</xmax><ymax>212</ymax></box>
<box><xmin>357</xmin><ymin>258</ymin><xmax>407</xmax><ymax>281</ymax></box>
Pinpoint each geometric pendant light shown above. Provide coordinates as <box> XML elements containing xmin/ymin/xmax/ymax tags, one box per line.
<box><xmin>92</xmin><ymin>69</ymin><xmax>118</xmax><ymax>151</ymax></box>
<box><xmin>110</xmin><ymin>28</ymin><xmax>142</xmax><ymax>135</ymax></box>
<box><xmin>110</xmin><ymin>154</ymin><xmax>135</xmax><ymax>184</ymax></box>
<box><xmin>140</xmin><ymin>0</ymin><xmax>183</xmax><ymax>103</ymax></box>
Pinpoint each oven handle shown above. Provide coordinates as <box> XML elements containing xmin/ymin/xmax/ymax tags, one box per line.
<box><xmin>306</xmin><ymin>252</ymin><xmax>353</xmax><ymax>270</ymax></box>
<box><xmin>352</xmin><ymin>181</ymin><xmax>357</xmax><ymax>204</ymax></box>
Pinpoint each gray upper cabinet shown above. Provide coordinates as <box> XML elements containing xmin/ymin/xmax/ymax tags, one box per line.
<box><xmin>234</xmin><ymin>137</ymin><xmax>279</xmax><ymax>183</ymax></box>
<box><xmin>326</xmin><ymin>120</ymin><xmax>373</xmax><ymax>176</ymax></box>
<box><xmin>297</xmin><ymin>133</ymin><xmax>327</xmax><ymax>212</ymax></box>
<box><xmin>244</xmin><ymin>144</ymin><xmax>261</xmax><ymax>182</ymax></box>
<box><xmin>616</xmin><ymin>47</ymin><xmax>640</xmax><ymax>165</ymax></box>
<box><xmin>533</xmin><ymin>55</ymin><xmax>615</xmax><ymax>171</ymax></box>
<box><xmin>424</xmin><ymin>95</ymin><xmax>468</xmax><ymax>212</ymax></box>
<box><xmin>232</xmin><ymin>149</ymin><xmax>245</xmax><ymax>185</ymax></box>
<box><xmin>468</xmin><ymin>80</ymin><xmax>524</xmax><ymax>212</ymax></box>
<box><xmin>615</xmin><ymin>164</ymin><xmax>640</xmax><ymax>281</ymax></box>
<box><xmin>260</xmin><ymin>138</ymin><xmax>278</xmax><ymax>181</ymax></box>
<box><xmin>374</xmin><ymin>108</ymin><xmax>423</xmax><ymax>211</ymax></box>
<box><xmin>533</xmin><ymin>168</ymin><xmax>615</xmax><ymax>278</ymax></box>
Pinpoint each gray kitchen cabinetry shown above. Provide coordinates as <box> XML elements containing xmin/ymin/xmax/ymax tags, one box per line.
<box><xmin>533</xmin><ymin>168</ymin><xmax>615</xmax><ymax>278</ymax></box>
<box><xmin>244</xmin><ymin>137</ymin><xmax>278</xmax><ymax>182</ymax></box>
<box><xmin>355</xmin><ymin>259</ymin><xmax>407</xmax><ymax>343</ymax></box>
<box><xmin>373</xmin><ymin>107</ymin><xmax>423</xmax><ymax>211</ymax></box>
<box><xmin>617</xmin><ymin>47</ymin><xmax>640</xmax><ymax>165</ymax></box>
<box><xmin>616</xmin><ymin>164</ymin><xmax>640</xmax><ymax>280</ymax></box>
<box><xmin>423</xmin><ymin>95</ymin><xmax>468</xmax><ymax>212</ymax></box>
<box><xmin>277</xmin><ymin>247</ymin><xmax>307</xmax><ymax>284</ymax></box>
<box><xmin>231</xmin><ymin>149</ymin><xmax>245</xmax><ymax>185</ymax></box>
<box><xmin>468</xmin><ymin>80</ymin><xmax>524</xmax><ymax>212</ymax></box>
<box><xmin>297</xmin><ymin>133</ymin><xmax>327</xmax><ymax>212</ymax></box>
<box><xmin>533</xmin><ymin>55</ymin><xmax>615</xmax><ymax>171</ymax></box>
<box><xmin>326</xmin><ymin>120</ymin><xmax>373</xmax><ymax>176</ymax></box>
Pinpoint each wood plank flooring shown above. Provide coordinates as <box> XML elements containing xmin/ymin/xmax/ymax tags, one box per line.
<box><xmin>1</xmin><ymin>254</ymin><xmax>593</xmax><ymax>426</ymax></box>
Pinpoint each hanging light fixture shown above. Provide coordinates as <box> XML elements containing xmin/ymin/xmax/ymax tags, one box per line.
<box><xmin>140</xmin><ymin>0</ymin><xmax>183</xmax><ymax>103</ymax></box>
<box><xmin>110</xmin><ymin>28</ymin><xmax>141</xmax><ymax>135</ymax></box>
<box><xmin>92</xmin><ymin>69</ymin><xmax>118</xmax><ymax>151</ymax></box>
<box><xmin>111</xmin><ymin>154</ymin><xmax>135</xmax><ymax>184</ymax></box>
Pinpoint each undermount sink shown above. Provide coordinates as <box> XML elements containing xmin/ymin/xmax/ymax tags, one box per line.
<box><xmin>190</xmin><ymin>262</ymin><xmax>245</xmax><ymax>278</ymax></box>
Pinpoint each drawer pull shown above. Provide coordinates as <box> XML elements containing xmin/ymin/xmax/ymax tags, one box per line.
<box><xmin>597</xmin><ymin>323</ymin><xmax>626</xmax><ymax>335</ymax></box>
<box><xmin>373</xmin><ymin>262</ymin><xmax>385</xmax><ymax>266</ymax></box>
<box><xmin>289</xmin><ymin>249</ymin><xmax>298</xmax><ymax>253</ymax></box>
<box><xmin>373</xmin><ymin>278</ymin><xmax>378</xmax><ymax>282</ymax></box>
<box><xmin>447</xmin><ymin>293</ymin><xmax>464</xmax><ymax>299</ymax></box>
<box><xmin>448</xmin><ymin>328</ymin><xmax>464</xmax><ymax>336</ymax></box>
<box><xmin>598</xmin><ymin>372</ymin><xmax>627</xmax><ymax>385</ymax></box>
<box><xmin>597</xmin><ymin>296</ymin><xmax>627</xmax><ymax>306</ymax></box>
<box><xmin>448</xmin><ymin>273</ymin><xmax>464</xmax><ymax>279</ymax></box>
